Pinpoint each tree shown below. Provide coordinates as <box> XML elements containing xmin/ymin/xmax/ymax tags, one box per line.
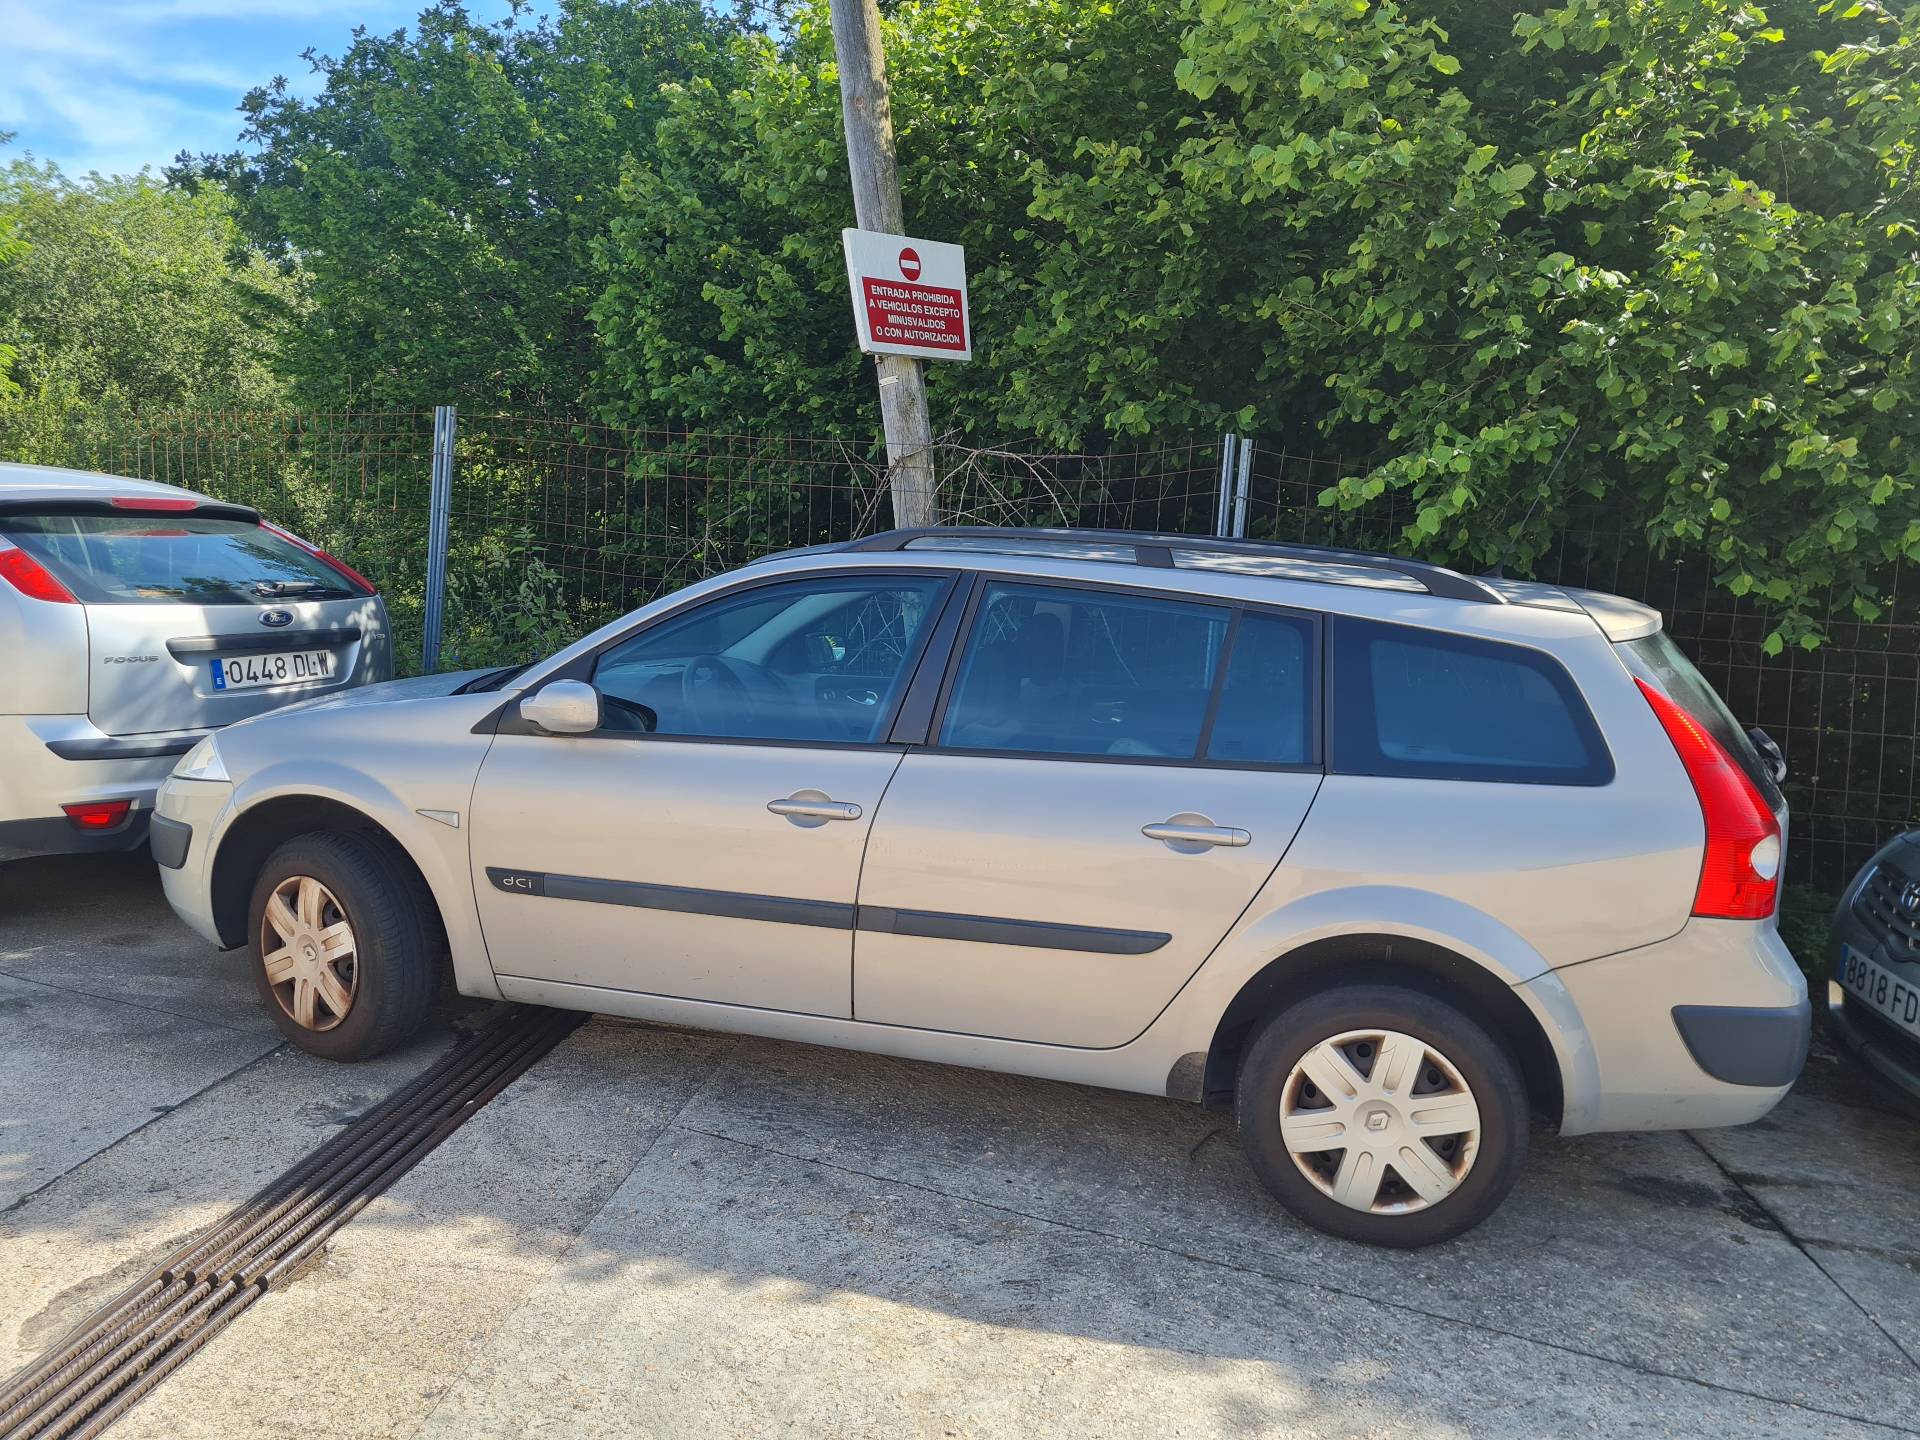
<box><xmin>192</xmin><ymin>0</ymin><xmax>737</xmax><ymax>415</ymax></box>
<box><xmin>599</xmin><ymin>0</ymin><xmax>1920</xmax><ymax>648</ymax></box>
<box><xmin>0</xmin><ymin>158</ymin><xmax>301</xmax><ymax>455</ymax></box>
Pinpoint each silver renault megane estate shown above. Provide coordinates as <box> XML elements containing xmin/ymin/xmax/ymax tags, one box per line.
<box><xmin>152</xmin><ymin>526</ymin><xmax>1807</xmax><ymax>1245</ymax></box>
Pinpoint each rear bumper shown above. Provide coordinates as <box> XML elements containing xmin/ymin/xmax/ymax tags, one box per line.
<box><xmin>1529</xmin><ymin>918</ymin><xmax>1808</xmax><ymax>1135</ymax></box>
<box><xmin>0</xmin><ymin>811</ymin><xmax>151</xmax><ymax>862</ymax></box>
<box><xmin>0</xmin><ymin>714</ymin><xmax>207</xmax><ymax>861</ymax></box>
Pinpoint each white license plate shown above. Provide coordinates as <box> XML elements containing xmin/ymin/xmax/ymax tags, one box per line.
<box><xmin>209</xmin><ymin>650</ymin><xmax>336</xmax><ymax>693</ymax></box>
<box><xmin>1837</xmin><ymin>946</ymin><xmax>1920</xmax><ymax>1040</ymax></box>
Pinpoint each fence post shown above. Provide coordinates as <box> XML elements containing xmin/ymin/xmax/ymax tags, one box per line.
<box><xmin>1232</xmin><ymin>435</ymin><xmax>1253</xmax><ymax>538</ymax></box>
<box><xmin>422</xmin><ymin>405</ymin><xmax>456</xmax><ymax>674</ymax></box>
<box><xmin>1215</xmin><ymin>434</ymin><xmax>1238</xmax><ymax>537</ymax></box>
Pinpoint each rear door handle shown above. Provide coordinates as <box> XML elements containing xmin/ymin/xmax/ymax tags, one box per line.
<box><xmin>768</xmin><ymin>795</ymin><xmax>863</xmax><ymax>822</ymax></box>
<box><xmin>1142</xmin><ymin>819</ymin><xmax>1250</xmax><ymax>848</ymax></box>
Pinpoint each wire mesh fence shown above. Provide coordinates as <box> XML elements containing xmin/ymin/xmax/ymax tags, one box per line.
<box><xmin>12</xmin><ymin>408</ymin><xmax>1913</xmax><ymax>891</ymax></box>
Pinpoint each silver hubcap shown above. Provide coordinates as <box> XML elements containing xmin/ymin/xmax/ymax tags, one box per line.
<box><xmin>259</xmin><ymin>875</ymin><xmax>359</xmax><ymax>1032</ymax></box>
<box><xmin>1280</xmin><ymin>1028</ymin><xmax>1482</xmax><ymax>1215</ymax></box>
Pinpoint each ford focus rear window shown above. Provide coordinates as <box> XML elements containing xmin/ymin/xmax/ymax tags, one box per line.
<box><xmin>1331</xmin><ymin>616</ymin><xmax>1613</xmax><ymax>785</ymax></box>
<box><xmin>0</xmin><ymin>514</ymin><xmax>359</xmax><ymax>605</ymax></box>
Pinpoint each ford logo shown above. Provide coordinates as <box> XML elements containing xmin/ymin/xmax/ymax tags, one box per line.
<box><xmin>1900</xmin><ymin>881</ymin><xmax>1920</xmax><ymax>921</ymax></box>
<box><xmin>258</xmin><ymin>609</ymin><xmax>294</xmax><ymax>628</ymax></box>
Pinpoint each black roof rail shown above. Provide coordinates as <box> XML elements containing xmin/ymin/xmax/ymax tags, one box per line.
<box><xmin>839</xmin><ymin>527</ymin><xmax>1506</xmax><ymax>605</ymax></box>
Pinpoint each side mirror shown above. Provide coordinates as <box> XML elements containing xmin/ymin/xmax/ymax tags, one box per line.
<box><xmin>520</xmin><ymin>679</ymin><xmax>602</xmax><ymax>735</ymax></box>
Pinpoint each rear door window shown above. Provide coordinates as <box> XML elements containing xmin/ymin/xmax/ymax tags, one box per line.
<box><xmin>938</xmin><ymin>582</ymin><xmax>1229</xmax><ymax>760</ymax></box>
<box><xmin>0</xmin><ymin>514</ymin><xmax>360</xmax><ymax>605</ymax></box>
<box><xmin>1204</xmin><ymin>612</ymin><xmax>1317</xmax><ymax>767</ymax></box>
<box><xmin>1330</xmin><ymin>616</ymin><xmax>1612</xmax><ymax>785</ymax></box>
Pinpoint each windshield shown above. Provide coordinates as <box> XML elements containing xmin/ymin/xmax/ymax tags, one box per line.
<box><xmin>1618</xmin><ymin>631</ymin><xmax>1783</xmax><ymax>809</ymax></box>
<box><xmin>0</xmin><ymin>513</ymin><xmax>362</xmax><ymax>606</ymax></box>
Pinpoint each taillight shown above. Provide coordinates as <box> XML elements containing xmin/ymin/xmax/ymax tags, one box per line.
<box><xmin>0</xmin><ymin>540</ymin><xmax>77</xmax><ymax>603</ymax></box>
<box><xmin>1636</xmin><ymin>678</ymin><xmax>1781</xmax><ymax>919</ymax></box>
<box><xmin>259</xmin><ymin>521</ymin><xmax>377</xmax><ymax>596</ymax></box>
<box><xmin>62</xmin><ymin>800</ymin><xmax>133</xmax><ymax>832</ymax></box>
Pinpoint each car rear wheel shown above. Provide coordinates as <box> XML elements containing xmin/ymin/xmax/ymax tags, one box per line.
<box><xmin>1235</xmin><ymin>985</ymin><xmax>1528</xmax><ymax>1247</ymax></box>
<box><xmin>248</xmin><ymin>831</ymin><xmax>437</xmax><ymax>1061</ymax></box>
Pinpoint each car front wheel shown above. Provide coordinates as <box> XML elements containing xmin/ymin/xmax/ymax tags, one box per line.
<box><xmin>247</xmin><ymin>830</ymin><xmax>438</xmax><ymax>1061</ymax></box>
<box><xmin>1235</xmin><ymin>985</ymin><xmax>1529</xmax><ymax>1247</ymax></box>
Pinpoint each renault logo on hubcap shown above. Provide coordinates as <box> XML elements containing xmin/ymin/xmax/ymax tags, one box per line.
<box><xmin>1366</xmin><ymin>1112</ymin><xmax>1391</xmax><ymax>1132</ymax></box>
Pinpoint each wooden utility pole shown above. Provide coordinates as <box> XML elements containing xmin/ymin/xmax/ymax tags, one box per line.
<box><xmin>829</xmin><ymin>0</ymin><xmax>936</xmax><ymax>528</ymax></box>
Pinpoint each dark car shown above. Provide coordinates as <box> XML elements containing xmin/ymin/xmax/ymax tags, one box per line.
<box><xmin>1830</xmin><ymin>832</ymin><xmax>1920</xmax><ymax>1105</ymax></box>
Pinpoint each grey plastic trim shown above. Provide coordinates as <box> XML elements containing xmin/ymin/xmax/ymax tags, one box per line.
<box><xmin>483</xmin><ymin>867</ymin><xmax>1170</xmax><ymax>955</ymax></box>
<box><xmin>149</xmin><ymin>814</ymin><xmax>192</xmax><ymax>869</ymax></box>
<box><xmin>1671</xmin><ymin>999</ymin><xmax>1812</xmax><ymax>1088</ymax></box>
<box><xmin>46</xmin><ymin>734</ymin><xmax>200</xmax><ymax>761</ymax></box>
<box><xmin>855</xmin><ymin>904</ymin><xmax>1168</xmax><ymax>954</ymax></box>
<box><xmin>166</xmin><ymin>625</ymin><xmax>363</xmax><ymax>660</ymax></box>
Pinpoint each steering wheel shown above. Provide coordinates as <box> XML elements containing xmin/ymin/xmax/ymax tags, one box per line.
<box><xmin>600</xmin><ymin>694</ymin><xmax>657</xmax><ymax>733</ymax></box>
<box><xmin>681</xmin><ymin>654</ymin><xmax>754</xmax><ymax>730</ymax></box>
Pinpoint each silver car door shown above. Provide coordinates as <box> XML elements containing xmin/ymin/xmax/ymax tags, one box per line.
<box><xmin>468</xmin><ymin>569</ymin><xmax>956</xmax><ymax>1017</ymax></box>
<box><xmin>853</xmin><ymin>581</ymin><xmax>1324</xmax><ymax>1047</ymax></box>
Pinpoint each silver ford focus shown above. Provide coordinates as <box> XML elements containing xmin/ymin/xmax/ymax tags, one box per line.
<box><xmin>0</xmin><ymin>463</ymin><xmax>391</xmax><ymax>861</ymax></box>
<box><xmin>153</xmin><ymin>527</ymin><xmax>1808</xmax><ymax>1245</ymax></box>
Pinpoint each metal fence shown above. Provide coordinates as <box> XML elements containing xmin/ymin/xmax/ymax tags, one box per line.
<box><xmin>23</xmin><ymin>407</ymin><xmax>1916</xmax><ymax>892</ymax></box>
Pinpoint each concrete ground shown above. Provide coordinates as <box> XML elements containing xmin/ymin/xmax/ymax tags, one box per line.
<box><xmin>2</xmin><ymin>855</ymin><xmax>1916</xmax><ymax>1440</ymax></box>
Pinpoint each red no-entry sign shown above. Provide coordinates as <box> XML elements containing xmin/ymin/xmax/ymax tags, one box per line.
<box><xmin>841</xmin><ymin>229</ymin><xmax>972</xmax><ymax>362</ymax></box>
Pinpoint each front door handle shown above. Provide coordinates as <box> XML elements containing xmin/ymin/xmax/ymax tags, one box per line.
<box><xmin>768</xmin><ymin>793</ymin><xmax>863</xmax><ymax>822</ymax></box>
<box><xmin>1142</xmin><ymin>817</ymin><xmax>1251</xmax><ymax>848</ymax></box>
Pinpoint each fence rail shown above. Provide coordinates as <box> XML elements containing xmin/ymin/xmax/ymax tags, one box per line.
<box><xmin>15</xmin><ymin>406</ymin><xmax>1915</xmax><ymax>892</ymax></box>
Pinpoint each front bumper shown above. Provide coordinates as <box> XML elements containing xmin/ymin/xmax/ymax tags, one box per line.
<box><xmin>154</xmin><ymin>775</ymin><xmax>234</xmax><ymax>947</ymax></box>
<box><xmin>1829</xmin><ymin>835</ymin><xmax>1920</xmax><ymax>1107</ymax></box>
<box><xmin>1528</xmin><ymin>917</ymin><xmax>1808</xmax><ymax>1135</ymax></box>
<box><xmin>1826</xmin><ymin>982</ymin><xmax>1920</xmax><ymax>1108</ymax></box>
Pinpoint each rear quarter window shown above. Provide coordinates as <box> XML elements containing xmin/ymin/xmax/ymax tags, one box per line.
<box><xmin>1330</xmin><ymin>616</ymin><xmax>1613</xmax><ymax>786</ymax></box>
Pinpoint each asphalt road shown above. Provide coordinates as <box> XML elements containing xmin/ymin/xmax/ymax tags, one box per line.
<box><xmin>2</xmin><ymin>853</ymin><xmax>1916</xmax><ymax>1439</ymax></box>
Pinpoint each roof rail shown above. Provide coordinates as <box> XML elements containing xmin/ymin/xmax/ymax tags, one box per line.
<box><xmin>840</xmin><ymin>527</ymin><xmax>1506</xmax><ymax>605</ymax></box>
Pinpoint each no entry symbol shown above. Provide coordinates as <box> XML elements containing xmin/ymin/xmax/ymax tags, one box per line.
<box><xmin>898</xmin><ymin>247</ymin><xmax>922</xmax><ymax>281</ymax></box>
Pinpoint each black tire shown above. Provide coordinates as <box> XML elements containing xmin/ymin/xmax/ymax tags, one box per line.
<box><xmin>1235</xmin><ymin>985</ymin><xmax>1529</xmax><ymax>1248</ymax></box>
<box><xmin>246</xmin><ymin>830</ymin><xmax>439</xmax><ymax>1061</ymax></box>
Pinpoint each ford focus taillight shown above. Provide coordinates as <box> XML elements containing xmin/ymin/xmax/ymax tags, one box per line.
<box><xmin>0</xmin><ymin>538</ymin><xmax>77</xmax><ymax>604</ymax></box>
<box><xmin>259</xmin><ymin>521</ymin><xmax>377</xmax><ymax>596</ymax></box>
<box><xmin>1636</xmin><ymin>678</ymin><xmax>1781</xmax><ymax>919</ymax></box>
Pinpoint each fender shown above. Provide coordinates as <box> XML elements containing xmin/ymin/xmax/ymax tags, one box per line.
<box><xmin>1136</xmin><ymin>881</ymin><xmax>1600</xmax><ymax>1125</ymax></box>
<box><xmin>222</xmin><ymin>758</ymin><xmax>501</xmax><ymax>1000</ymax></box>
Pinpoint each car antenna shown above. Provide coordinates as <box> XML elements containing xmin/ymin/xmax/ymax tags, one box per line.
<box><xmin>1484</xmin><ymin>424</ymin><xmax>1579</xmax><ymax>579</ymax></box>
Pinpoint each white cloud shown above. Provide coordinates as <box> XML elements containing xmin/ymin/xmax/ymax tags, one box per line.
<box><xmin>0</xmin><ymin>0</ymin><xmax>435</xmax><ymax>175</ymax></box>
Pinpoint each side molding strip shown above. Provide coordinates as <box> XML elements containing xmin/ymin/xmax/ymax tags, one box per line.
<box><xmin>486</xmin><ymin>868</ymin><xmax>852</xmax><ymax>930</ymax></box>
<box><xmin>483</xmin><ymin>868</ymin><xmax>1170</xmax><ymax>955</ymax></box>
<box><xmin>855</xmin><ymin>904</ymin><xmax>1169</xmax><ymax>955</ymax></box>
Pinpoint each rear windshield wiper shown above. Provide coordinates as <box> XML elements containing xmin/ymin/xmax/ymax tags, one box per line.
<box><xmin>252</xmin><ymin>579</ymin><xmax>346</xmax><ymax>598</ymax></box>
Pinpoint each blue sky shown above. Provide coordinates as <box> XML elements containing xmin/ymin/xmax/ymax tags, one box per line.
<box><xmin>0</xmin><ymin>1</ymin><xmax>532</xmax><ymax>179</ymax></box>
